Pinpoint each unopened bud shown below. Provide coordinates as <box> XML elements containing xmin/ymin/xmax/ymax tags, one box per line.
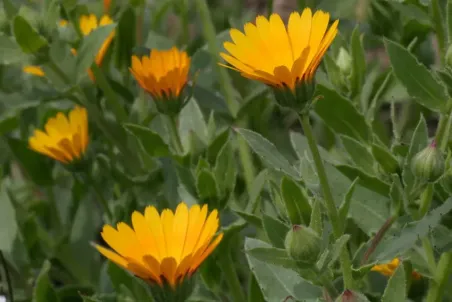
<box><xmin>335</xmin><ymin>290</ymin><xmax>371</xmax><ymax>302</ymax></box>
<box><xmin>336</xmin><ymin>47</ymin><xmax>352</xmax><ymax>75</ymax></box>
<box><xmin>284</xmin><ymin>225</ymin><xmax>321</xmax><ymax>266</ymax></box>
<box><xmin>411</xmin><ymin>141</ymin><xmax>445</xmax><ymax>182</ymax></box>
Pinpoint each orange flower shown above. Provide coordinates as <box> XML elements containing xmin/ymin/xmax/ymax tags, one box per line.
<box><xmin>371</xmin><ymin>258</ymin><xmax>421</xmax><ymax>280</ymax></box>
<box><xmin>23</xmin><ymin>66</ymin><xmax>45</xmax><ymax>77</ymax></box>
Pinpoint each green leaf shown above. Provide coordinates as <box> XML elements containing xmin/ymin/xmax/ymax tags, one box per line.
<box><xmin>0</xmin><ymin>34</ymin><xmax>26</xmax><ymax>64</ymax></box>
<box><xmin>309</xmin><ymin>199</ymin><xmax>323</xmax><ymax>235</ymax></box>
<box><xmin>13</xmin><ymin>15</ymin><xmax>48</xmax><ymax>53</ymax></box>
<box><xmin>381</xmin><ymin>264</ymin><xmax>406</xmax><ymax>302</ymax></box>
<box><xmin>385</xmin><ymin>39</ymin><xmax>448</xmax><ymax>112</ymax></box>
<box><xmin>42</xmin><ymin>0</ymin><xmax>59</xmax><ymax>35</ymax></box>
<box><xmin>448</xmin><ymin>0</ymin><xmax>452</xmax><ymax>44</ymax></box>
<box><xmin>318</xmin><ymin>234</ymin><xmax>350</xmax><ymax>271</ymax></box>
<box><xmin>280</xmin><ymin>176</ymin><xmax>311</xmax><ymax>225</ymax></box>
<box><xmin>3</xmin><ymin>0</ymin><xmax>19</xmax><ymax>19</ymax></box>
<box><xmin>262</xmin><ymin>214</ymin><xmax>289</xmax><ymax>249</ymax></box>
<box><xmin>33</xmin><ymin>261</ymin><xmax>58</xmax><ymax>302</ymax></box>
<box><xmin>245</xmin><ymin>238</ymin><xmax>323</xmax><ymax>301</ymax></box>
<box><xmin>75</xmin><ymin>23</ymin><xmax>116</xmax><ymax>82</ymax></box>
<box><xmin>6</xmin><ymin>137</ymin><xmax>53</xmax><ymax>186</ymax></box>
<box><xmin>340</xmin><ymin>135</ymin><xmax>375</xmax><ymax>173</ymax></box>
<box><xmin>115</xmin><ymin>7</ymin><xmax>136</xmax><ymax>69</ymax></box>
<box><xmin>339</xmin><ymin>177</ymin><xmax>359</xmax><ymax>224</ymax></box>
<box><xmin>315</xmin><ymin>84</ymin><xmax>371</xmax><ymax>142</ymax></box>
<box><xmin>336</xmin><ymin>164</ymin><xmax>390</xmax><ymax>196</ymax></box>
<box><xmin>0</xmin><ymin>181</ymin><xmax>18</xmax><ymax>253</ymax></box>
<box><xmin>236</xmin><ymin>128</ymin><xmax>300</xmax><ymax>180</ymax></box>
<box><xmin>214</xmin><ymin>140</ymin><xmax>237</xmax><ymax>200</ymax></box>
<box><xmin>349</xmin><ymin>26</ymin><xmax>366</xmax><ymax>98</ymax></box>
<box><xmin>246</xmin><ymin>247</ymin><xmax>297</xmax><ymax>270</ymax></box>
<box><xmin>402</xmin><ymin>116</ymin><xmax>428</xmax><ymax>191</ymax></box>
<box><xmin>233</xmin><ymin>210</ymin><xmax>262</xmax><ymax>229</ymax></box>
<box><xmin>373</xmin><ymin>198</ymin><xmax>452</xmax><ymax>261</ymax></box>
<box><xmin>372</xmin><ymin>143</ymin><xmax>399</xmax><ymax>174</ymax></box>
<box><xmin>179</xmin><ymin>99</ymin><xmax>208</xmax><ymax>151</ymax></box>
<box><xmin>124</xmin><ymin>123</ymin><xmax>170</xmax><ymax>157</ymax></box>
<box><xmin>246</xmin><ymin>169</ymin><xmax>268</xmax><ymax>212</ymax></box>
<box><xmin>196</xmin><ymin>170</ymin><xmax>219</xmax><ymax>204</ymax></box>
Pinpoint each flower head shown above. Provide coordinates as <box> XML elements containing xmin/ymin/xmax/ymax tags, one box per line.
<box><xmin>59</xmin><ymin>19</ymin><xmax>68</xmax><ymax>27</ymax></box>
<box><xmin>94</xmin><ymin>202</ymin><xmax>223</xmax><ymax>289</ymax></box>
<box><xmin>23</xmin><ymin>65</ymin><xmax>45</xmax><ymax>77</ymax></box>
<box><xmin>79</xmin><ymin>14</ymin><xmax>115</xmax><ymax>77</ymax></box>
<box><xmin>371</xmin><ymin>258</ymin><xmax>421</xmax><ymax>280</ymax></box>
<box><xmin>28</xmin><ymin>106</ymin><xmax>89</xmax><ymax>164</ymax></box>
<box><xmin>220</xmin><ymin>8</ymin><xmax>338</xmax><ymax>91</ymax></box>
<box><xmin>130</xmin><ymin>47</ymin><xmax>190</xmax><ymax>109</ymax></box>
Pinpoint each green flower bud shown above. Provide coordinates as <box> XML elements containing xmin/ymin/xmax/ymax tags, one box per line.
<box><xmin>336</xmin><ymin>47</ymin><xmax>352</xmax><ymax>76</ymax></box>
<box><xmin>284</xmin><ymin>225</ymin><xmax>322</xmax><ymax>266</ymax></box>
<box><xmin>446</xmin><ymin>45</ymin><xmax>452</xmax><ymax>68</ymax></box>
<box><xmin>335</xmin><ymin>290</ymin><xmax>371</xmax><ymax>302</ymax></box>
<box><xmin>411</xmin><ymin>141</ymin><xmax>445</xmax><ymax>183</ymax></box>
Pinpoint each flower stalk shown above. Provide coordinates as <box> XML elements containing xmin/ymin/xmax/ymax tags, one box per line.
<box><xmin>219</xmin><ymin>247</ymin><xmax>246</xmax><ymax>302</ymax></box>
<box><xmin>299</xmin><ymin>113</ymin><xmax>354</xmax><ymax>289</ymax></box>
<box><xmin>426</xmin><ymin>252</ymin><xmax>452</xmax><ymax>302</ymax></box>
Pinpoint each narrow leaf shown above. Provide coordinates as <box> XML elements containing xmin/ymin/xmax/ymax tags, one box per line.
<box><xmin>382</xmin><ymin>264</ymin><xmax>406</xmax><ymax>302</ymax></box>
<box><xmin>262</xmin><ymin>214</ymin><xmax>289</xmax><ymax>249</ymax></box>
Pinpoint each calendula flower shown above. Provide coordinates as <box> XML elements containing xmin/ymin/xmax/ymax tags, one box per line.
<box><xmin>220</xmin><ymin>8</ymin><xmax>338</xmax><ymax>111</ymax></box>
<box><xmin>130</xmin><ymin>47</ymin><xmax>190</xmax><ymax>115</ymax></box>
<box><xmin>94</xmin><ymin>202</ymin><xmax>223</xmax><ymax>293</ymax></box>
<box><xmin>78</xmin><ymin>14</ymin><xmax>115</xmax><ymax>80</ymax></box>
<box><xmin>23</xmin><ymin>65</ymin><xmax>45</xmax><ymax>77</ymax></box>
<box><xmin>29</xmin><ymin>106</ymin><xmax>89</xmax><ymax>164</ymax></box>
<box><xmin>371</xmin><ymin>258</ymin><xmax>421</xmax><ymax>280</ymax></box>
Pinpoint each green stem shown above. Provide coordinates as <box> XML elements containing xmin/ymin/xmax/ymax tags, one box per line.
<box><xmin>426</xmin><ymin>252</ymin><xmax>452</xmax><ymax>302</ymax></box>
<box><xmin>431</xmin><ymin>0</ymin><xmax>446</xmax><ymax>64</ymax></box>
<box><xmin>194</xmin><ymin>0</ymin><xmax>256</xmax><ymax>192</ymax></box>
<box><xmin>179</xmin><ymin>0</ymin><xmax>190</xmax><ymax>46</ymax></box>
<box><xmin>168</xmin><ymin>115</ymin><xmax>184</xmax><ymax>154</ymax></box>
<box><xmin>194</xmin><ymin>0</ymin><xmax>240</xmax><ymax>117</ymax></box>
<box><xmin>299</xmin><ymin>113</ymin><xmax>354</xmax><ymax>289</ymax></box>
<box><xmin>0</xmin><ymin>251</ymin><xmax>14</xmax><ymax>302</ymax></box>
<box><xmin>219</xmin><ymin>250</ymin><xmax>246</xmax><ymax>302</ymax></box>
<box><xmin>47</xmin><ymin>187</ymin><xmax>62</xmax><ymax>229</ymax></box>
<box><xmin>423</xmin><ymin>237</ymin><xmax>437</xmax><ymax>274</ymax></box>
<box><xmin>435</xmin><ymin>111</ymin><xmax>452</xmax><ymax>151</ymax></box>
<box><xmin>419</xmin><ymin>183</ymin><xmax>434</xmax><ymax>218</ymax></box>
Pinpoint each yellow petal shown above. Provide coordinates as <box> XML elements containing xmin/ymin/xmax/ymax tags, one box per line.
<box><xmin>145</xmin><ymin>206</ymin><xmax>167</xmax><ymax>257</ymax></box>
<box><xmin>132</xmin><ymin>211</ymin><xmax>161</xmax><ymax>261</ymax></box>
<box><xmin>172</xmin><ymin>203</ymin><xmax>189</xmax><ymax>263</ymax></box>
<box><xmin>160</xmin><ymin>257</ymin><xmax>178</xmax><ymax>288</ymax></box>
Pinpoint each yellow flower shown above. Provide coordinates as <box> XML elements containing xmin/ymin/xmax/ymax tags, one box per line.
<box><xmin>23</xmin><ymin>65</ymin><xmax>45</xmax><ymax>77</ymax></box>
<box><xmin>220</xmin><ymin>8</ymin><xmax>339</xmax><ymax>91</ymax></box>
<box><xmin>29</xmin><ymin>106</ymin><xmax>89</xmax><ymax>164</ymax></box>
<box><xmin>78</xmin><ymin>14</ymin><xmax>115</xmax><ymax>80</ymax></box>
<box><xmin>94</xmin><ymin>202</ymin><xmax>223</xmax><ymax>289</ymax></box>
<box><xmin>371</xmin><ymin>258</ymin><xmax>421</xmax><ymax>280</ymax></box>
<box><xmin>130</xmin><ymin>47</ymin><xmax>190</xmax><ymax>100</ymax></box>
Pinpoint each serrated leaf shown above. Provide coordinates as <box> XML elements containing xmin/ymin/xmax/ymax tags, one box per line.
<box><xmin>124</xmin><ymin>123</ymin><xmax>170</xmax><ymax>157</ymax></box>
<box><xmin>315</xmin><ymin>84</ymin><xmax>371</xmax><ymax>142</ymax></box>
<box><xmin>234</xmin><ymin>210</ymin><xmax>262</xmax><ymax>228</ymax></box>
<box><xmin>245</xmin><ymin>238</ymin><xmax>323</xmax><ymax>301</ymax></box>
<box><xmin>13</xmin><ymin>15</ymin><xmax>47</xmax><ymax>53</ymax></box>
<box><xmin>385</xmin><ymin>39</ymin><xmax>448</xmax><ymax>112</ymax></box>
<box><xmin>318</xmin><ymin>234</ymin><xmax>350</xmax><ymax>271</ymax></box>
<box><xmin>373</xmin><ymin>198</ymin><xmax>452</xmax><ymax>261</ymax></box>
<box><xmin>236</xmin><ymin>128</ymin><xmax>300</xmax><ymax>180</ymax></box>
<box><xmin>382</xmin><ymin>264</ymin><xmax>406</xmax><ymax>302</ymax></box>
<box><xmin>336</xmin><ymin>164</ymin><xmax>390</xmax><ymax>196</ymax></box>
